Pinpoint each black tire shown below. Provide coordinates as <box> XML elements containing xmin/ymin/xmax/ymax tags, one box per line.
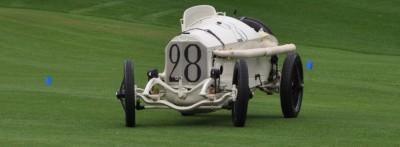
<box><xmin>123</xmin><ymin>60</ymin><xmax>136</xmax><ymax>127</ymax></box>
<box><xmin>240</xmin><ymin>17</ymin><xmax>274</xmax><ymax>35</ymax></box>
<box><xmin>280</xmin><ymin>53</ymin><xmax>304</xmax><ymax>118</ymax></box>
<box><xmin>231</xmin><ymin>60</ymin><xmax>250</xmax><ymax>127</ymax></box>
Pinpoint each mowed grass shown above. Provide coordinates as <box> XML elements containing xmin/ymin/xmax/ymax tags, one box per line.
<box><xmin>0</xmin><ymin>0</ymin><xmax>399</xmax><ymax>146</ymax></box>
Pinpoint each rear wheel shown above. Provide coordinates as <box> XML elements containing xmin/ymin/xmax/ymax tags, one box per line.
<box><xmin>280</xmin><ymin>53</ymin><xmax>304</xmax><ymax>118</ymax></box>
<box><xmin>240</xmin><ymin>17</ymin><xmax>274</xmax><ymax>35</ymax></box>
<box><xmin>122</xmin><ymin>60</ymin><xmax>136</xmax><ymax>127</ymax></box>
<box><xmin>231</xmin><ymin>60</ymin><xmax>250</xmax><ymax>127</ymax></box>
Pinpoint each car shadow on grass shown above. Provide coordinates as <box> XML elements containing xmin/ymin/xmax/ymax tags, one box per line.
<box><xmin>134</xmin><ymin>112</ymin><xmax>284</xmax><ymax>128</ymax></box>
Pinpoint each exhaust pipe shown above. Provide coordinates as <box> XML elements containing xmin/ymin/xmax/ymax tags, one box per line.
<box><xmin>213</xmin><ymin>44</ymin><xmax>296</xmax><ymax>58</ymax></box>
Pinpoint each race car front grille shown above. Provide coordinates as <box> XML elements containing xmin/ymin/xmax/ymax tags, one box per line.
<box><xmin>165</xmin><ymin>41</ymin><xmax>208</xmax><ymax>86</ymax></box>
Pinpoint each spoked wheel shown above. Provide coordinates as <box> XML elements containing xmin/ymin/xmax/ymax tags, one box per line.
<box><xmin>231</xmin><ymin>59</ymin><xmax>250</xmax><ymax>127</ymax></box>
<box><xmin>116</xmin><ymin>60</ymin><xmax>136</xmax><ymax>127</ymax></box>
<box><xmin>280</xmin><ymin>53</ymin><xmax>304</xmax><ymax>118</ymax></box>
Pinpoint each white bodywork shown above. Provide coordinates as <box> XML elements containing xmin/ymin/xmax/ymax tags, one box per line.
<box><xmin>136</xmin><ymin>5</ymin><xmax>296</xmax><ymax>111</ymax></box>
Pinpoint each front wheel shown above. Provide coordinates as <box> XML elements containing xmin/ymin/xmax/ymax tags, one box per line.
<box><xmin>280</xmin><ymin>53</ymin><xmax>304</xmax><ymax>118</ymax></box>
<box><xmin>117</xmin><ymin>60</ymin><xmax>136</xmax><ymax>127</ymax></box>
<box><xmin>231</xmin><ymin>60</ymin><xmax>250</xmax><ymax>127</ymax></box>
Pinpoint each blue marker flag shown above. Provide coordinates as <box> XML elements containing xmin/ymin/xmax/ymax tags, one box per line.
<box><xmin>306</xmin><ymin>60</ymin><xmax>314</xmax><ymax>71</ymax></box>
<box><xmin>45</xmin><ymin>75</ymin><xmax>53</xmax><ymax>86</ymax></box>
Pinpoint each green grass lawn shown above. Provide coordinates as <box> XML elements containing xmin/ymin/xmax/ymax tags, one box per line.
<box><xmin>0</xmin><ymin>0</ymin><xmax>399</xmax><ymax>146</ymax></box>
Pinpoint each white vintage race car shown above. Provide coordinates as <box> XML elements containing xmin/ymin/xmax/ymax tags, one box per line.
<box><xmin>116</xmin><ymin>5</ymin><xmax>304</xmax><ymax>127</ymax></box>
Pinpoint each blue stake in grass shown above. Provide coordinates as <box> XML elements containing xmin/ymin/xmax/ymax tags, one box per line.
<box><xmin>45</xmin><ymin>75</ymin><xmax>53</xmax><ymax>86</ymax></box>
<box><xmin>306</xmin><ymin>60</ymin><xmax>314</xmax><ymax>71</ymax></box>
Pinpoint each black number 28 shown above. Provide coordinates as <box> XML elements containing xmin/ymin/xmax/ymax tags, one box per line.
<box><xmin>169</xmin><ymin>44</ymin><xmax>202</xmax><ymax>82</ymax></box>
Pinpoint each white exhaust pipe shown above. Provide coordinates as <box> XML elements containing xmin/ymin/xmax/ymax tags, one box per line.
<box><xmin>213</xmin><ymin>44</ymin><xmax>296</xmax><ymax>58</ymax></box>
